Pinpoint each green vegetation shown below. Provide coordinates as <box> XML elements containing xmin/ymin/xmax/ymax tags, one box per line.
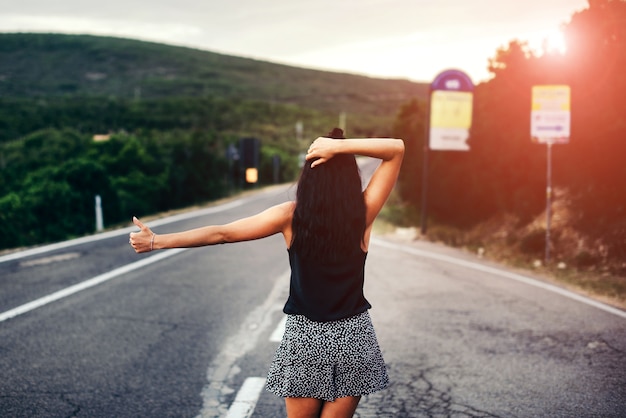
<box><xmin>0</xmin><ymin>129</ymin><xmax>216</xmax><ymax>247</ymax></box>
<box><xmin>0</xmin><ymin>32</ymin><xmax>427</xmax><ymax>250</ymax></box>
<box><xmin>0</xmin><ymin>33</ymin><xmax>427</xmax><ymax>141</ymax></box>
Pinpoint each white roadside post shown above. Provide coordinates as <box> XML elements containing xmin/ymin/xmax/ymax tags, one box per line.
<box><xmin>95</xmin><ymin>194</ymin><xmax>104</xmax><ymax>232</ymax></box>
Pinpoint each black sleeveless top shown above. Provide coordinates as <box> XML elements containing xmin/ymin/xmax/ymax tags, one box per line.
<box><xmin>283</xmin><ymin>248</ymin><xmax>371</xmax><ymax>322</ymax></box>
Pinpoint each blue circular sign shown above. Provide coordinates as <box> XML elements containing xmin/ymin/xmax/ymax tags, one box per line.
<box><xmin>431</xmin><ymin>69</ymin><xmax>474</xmax><ymax>92</ymax></box>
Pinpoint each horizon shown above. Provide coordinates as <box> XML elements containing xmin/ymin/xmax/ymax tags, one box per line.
<box><xmin>0</xmin><ymin>0</ymin><xmax>588</xmax><ymax>84</ymax></box>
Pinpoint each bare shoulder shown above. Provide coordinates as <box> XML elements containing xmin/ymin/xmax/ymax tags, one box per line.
<box><xmin>268</xmin><ymin>201</ymin><xmax>295</xmax><ymax>226</ymax></box>
<box><xmin>274</xmin><ymin>201</ymin><xmax>295</xmax><ymax>216</ymax></box>
<box><xmin>274</xmin><ymin>201</ymin><xmax>295</xmax><ymax>246</ymax></box>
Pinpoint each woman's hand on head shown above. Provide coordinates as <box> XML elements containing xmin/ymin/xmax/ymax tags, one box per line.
<box><xmin>129</xmin><ymin>216</ymin><xmax>155</xmax><ymax>253</ymax></box>
<box><xmin>306</xmin><ymin>137</ymin><xmax>337</xmax><ymax>168</ymax></box>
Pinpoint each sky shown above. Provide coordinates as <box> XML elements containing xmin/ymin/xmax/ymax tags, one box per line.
<box><xmin>0</xmin><ymin>0</ymin><xmax>589</xmax><ymax>84</ymax></box>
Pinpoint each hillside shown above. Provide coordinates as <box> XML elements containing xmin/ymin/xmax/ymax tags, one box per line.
<box><xmin>0</xmin><ymin>33</ymin><xmax>429</xmax><ymax>252</ymax></box>
<box><xmin>0</xmin><ymin>33</ymin><xmax>428</xmax><ymax>121</ymax></box>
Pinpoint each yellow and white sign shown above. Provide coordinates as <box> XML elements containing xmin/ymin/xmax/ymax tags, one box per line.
<box><xmin>429</xmin><ymin>90</ymin><xmax>473</xmax><ymax>151</ymax></box>
<box><xmin>531</xmin><ymin>85</ymin><xmax>571</xmax><ymax>143</ymax></box>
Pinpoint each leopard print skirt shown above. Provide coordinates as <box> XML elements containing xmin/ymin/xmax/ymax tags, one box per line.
<box><xmin>266</xmin><ymin>311</ymin><xmax>389</xmax><ymax>401</ymax></box>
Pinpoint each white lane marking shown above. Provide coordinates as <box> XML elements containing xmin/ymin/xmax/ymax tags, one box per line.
<box><xmin>0</xmin><ymin>199</ymin><xmax>245</xmax><ymax>264</ymax></box>
<box><xmin>372</xmin><ymin>238</ymin><xmax>626</xmax><ymax>319</ymax></box>
<box><xmin>269</xmin><ymin>315</ymin><xmax>286</xmax><ymax>342</ymax></box>
<box><xmin>225</xmin><ymin>377</ymin><xmax>267</xmax><ymax>418</ymax></box>
<box><xmin>0</xmin><ymin>249</ymin><xmax>186</xmax><ymax>323</ymax></box>
<box><xmin>19</xmin><ymin>252</ymin><xmax>81</xmax><ymax>267</ymax></box>
<box><xmin>197</xmin><ymin>270</ymin><xmax>289</xmax><ymax>418</ymax></box>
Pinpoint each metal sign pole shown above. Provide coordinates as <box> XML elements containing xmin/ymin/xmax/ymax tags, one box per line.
<box><xmin>531</xmin><ymin>85</ymin><xmax>571</xmax><ymax>265</ymax></box>
<box><xmin>545</xmin><ymin>141</ymin><xmax>553</xmax><ymax>264</ymax></box>
<box><xmin>420</xmin><ymin>101</ymin><xmax>430</xmax><ymax>235</ymax></box>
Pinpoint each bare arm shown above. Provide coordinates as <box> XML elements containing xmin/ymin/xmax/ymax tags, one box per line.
<box><xmin>306</xmin><ymin>136</ymin><xmax>405</xmax><ymax>226</ymax></box>
<box><xmin>307</xmin><ymin>137</ymin><xmax>404</xmax><ymax>169</ymax></box>
<box><xmin>129</xmin><ymin>201</ymin><xmax>294</xmax><ymax>253</ymax></box>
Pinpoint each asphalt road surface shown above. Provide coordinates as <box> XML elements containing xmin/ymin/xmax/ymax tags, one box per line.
<box><xmin>1</xmin><ymin>171</ymin><xmax>625</xmax><ymax>417</ymax></box>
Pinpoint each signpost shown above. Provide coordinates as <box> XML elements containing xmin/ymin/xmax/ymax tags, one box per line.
<box><xmin>531</xmin><ymin>85</ymin><xmax>571</xmax><ymax>263</ymax></box>
<box><xmin>421</xmin><ymin>69</ymin><xmax>474</xmax><ymax>234</ymax></box>
<box><xmin>531</xmin><ymin>85</ymin><xmax>571</xmax><ymax>144</ymax></box>
<box><xmin>429</xmin><ymin>75</ymin><xmax>474</xmax><ymax>151</ymax></box>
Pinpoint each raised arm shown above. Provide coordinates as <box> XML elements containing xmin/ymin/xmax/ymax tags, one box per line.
<box><xmin>129</xmin><ymin>201</ymin><xmax>294</xmax><ymax>253</ymax></box>
<box><xmin>306</xmin><ymin>136</ymin><xmax>404</xmax><ymax>226</ymax></box>
<box><xmin>307</xmin><ymin>137</ymin><xmax>404</xmax><ymax>169</ymax></box>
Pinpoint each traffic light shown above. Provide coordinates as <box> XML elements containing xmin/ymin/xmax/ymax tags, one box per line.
<box><xmin>239</xmin><ymin>137</ymin><xmax>260</xmax><ymax>184</ymax></box>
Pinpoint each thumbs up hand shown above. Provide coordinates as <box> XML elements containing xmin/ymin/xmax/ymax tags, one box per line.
<box><xmin>129</xmin><ymin>216</ymin><xmax>156</xmax><ymax>253</ymax></box>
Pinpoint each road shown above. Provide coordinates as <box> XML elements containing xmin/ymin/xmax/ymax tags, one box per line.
<box><xmin>1</xmin><ymin>173</ymin><xmax>625</xmax><ymax>417</ymax></box>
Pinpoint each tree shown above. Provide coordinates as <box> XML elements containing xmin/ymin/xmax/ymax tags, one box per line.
<box><xmin>392</xmin><ymin>0</ymin><xmax>626</xmax><ymax>264</ymax></box>
<box><xmin>393</xmin><ymin>99</ymin><xmax>426</xmax><ymax>214</ymax></box>
<box><xmin>556</xmin><ymin>0</ymin><xmax>626</xmax><ymax>259</ymax></box>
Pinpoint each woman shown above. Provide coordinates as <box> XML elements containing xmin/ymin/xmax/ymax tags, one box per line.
<box><xmin>130</xmin><ymin>128</ymin><xmax>404</xmax><ymax>418</ymax></box>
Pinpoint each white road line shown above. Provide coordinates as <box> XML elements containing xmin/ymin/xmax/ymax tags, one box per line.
<box><xmin>269</xmin><ymin>316</ymin><xmax>287</xmax><ymax>342</ymax></box>
<box><xmin>0</xmin><ymin>189</ymin><xmax>288</xmax><ymax>320</ymax></box>
<box><xmin>19</xmin><ymin>252</ymin><xmax>81</xmax><ymax>267</ymax></box>
<box><xmin>0</xmin><ymin>200</ymin><xmax>245</xmax><ymax>264</ymax></box>
<box><xmin>372</xmin><ymin>238</ymin><xmax>626</xmax><ymax>320</ymax></box>
<box><xmin>197</xmin><ymin>270</ymin><xmax>289</xmax><ymax>418</ymax></box>
<box><xmin>0</xmin><ymin>249</ymin><xmax>186</xmax><ymax>323</ymax></box>
<box><xmin>225</xmin><ymin>377</ymin><xmax>267</xmax><ymax>418</ymax></box>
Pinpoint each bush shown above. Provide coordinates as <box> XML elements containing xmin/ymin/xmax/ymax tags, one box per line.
<box><xmin>519</xmin><ymin>229</ymin><xmax>547</xmax><ymax>255</ymax></box>
<box><xmin>572</xmin><ymin>250</ymin><xmax>598</xmax><ymax>268</ymax></box>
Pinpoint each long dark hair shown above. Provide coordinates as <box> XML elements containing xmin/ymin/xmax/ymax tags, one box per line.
<box><xmin>291</xmin><ymin>128</ymin><xmax>366</xmax><ymax>260</ymax></box>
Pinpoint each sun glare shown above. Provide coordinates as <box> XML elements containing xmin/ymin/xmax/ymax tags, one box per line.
<box><xmin>544</xmin><ymin>29</ymin><xmax>567</xmax><ymax>54</ymax></box>
<box><xmin>529</xmin><ymin>28</ymin><xmax>567</xmax><ymax>55</ymax></box>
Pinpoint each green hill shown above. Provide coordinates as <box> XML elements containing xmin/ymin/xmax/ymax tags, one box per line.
<box><xmin>0</xmin><ymin>33</ymin><xmax>427</xmax><ymax>123</ymax></box>
<box><xmin>0</xmin><ymin>33</ymin><xmax>429</xmax><ymax>250</ymax></box>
